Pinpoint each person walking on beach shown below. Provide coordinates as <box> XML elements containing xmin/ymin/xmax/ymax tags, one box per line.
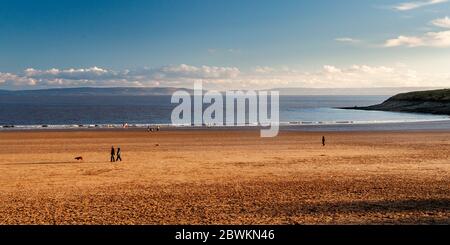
<box><xmin>110</xmin><ymin>146</ymin><xmax>115</xmax><ymax>162</ymax></box>
<box><xmin>322</xmin><ymin>136</ymin><xmax>326</xmax><ymax>146</ymax></box>
<box><xmin>116</xmin><ymin>147</ymin><xmax>122</xmax><ymax>162</ymax></box>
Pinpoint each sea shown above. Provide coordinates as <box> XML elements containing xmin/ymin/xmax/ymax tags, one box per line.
<box><xmin>0</xmin><ymin>95</ymin><xmax>450</xmax><ymax>131</ymax></box>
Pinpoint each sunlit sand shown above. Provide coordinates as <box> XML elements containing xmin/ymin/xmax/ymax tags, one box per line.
<box><xmin>0</xmin><ymin>129</ymin><xmax>448</xmax><ymax>224</ymax></box>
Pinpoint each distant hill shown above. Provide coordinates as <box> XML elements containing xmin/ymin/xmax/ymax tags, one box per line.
<box><xmin>0</xmin><ymin>86</ymin><xmax>443</xmax><ymax>96</ymax></box>
<box><xmin>0</xmin><ymin>87</ymin><xmax>193</xmax><ymax>96</ymax></box>
<box><xmin>343</xmin><ymin>89</ymin><xmax>450</xmax><ymax>115</ymax></box>
<box><xmin>274</xmin><ymin>87</ymin><xmax>443</xmax><ymax>96</ymax></box>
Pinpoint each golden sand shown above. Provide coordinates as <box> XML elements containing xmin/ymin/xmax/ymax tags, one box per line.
<box><xmin>0</xmin><ymin>129</ymin><xmax>448</xmax><ymax>224</ymax></box>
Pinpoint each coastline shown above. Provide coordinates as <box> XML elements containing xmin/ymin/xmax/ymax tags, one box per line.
<box><xmin>340</xmin><ymin>89</ymin><xmax>450</xmax><ymax>116</ymax></box>
<box><xmin>2</xmin><ymin>119</ymin><xmax>450</xmax><ymax>132</ymax></box>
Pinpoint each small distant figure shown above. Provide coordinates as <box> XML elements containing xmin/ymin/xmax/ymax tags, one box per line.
<box><xmin>110</xmin><ymin>146</ymin><xmax>115</xmax><ymax>162</ymax></box>
<box><xmin>74</xmin><ymin>156</ymin><xmax>83</xmax><ymax>161</ymax></box>
<box><xmin>147</xmin><ymin>126</ymin><xmax>160</xmax><ymax>133</ymax></box>
<box><xmin>116</xmin><ymin>147</ymin><xmax>122</xmax><ymax>162</ymax></box>
<box><xmin>322</xmin><ymin>136</ymin><xmax>326</xmax><ymax>146</ymax></box>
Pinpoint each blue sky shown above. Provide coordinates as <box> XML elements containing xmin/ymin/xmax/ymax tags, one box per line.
<box><xmin>0</xmin><ymin>0</ymin><xmax>449</xmax><ymax>89</ymax></box>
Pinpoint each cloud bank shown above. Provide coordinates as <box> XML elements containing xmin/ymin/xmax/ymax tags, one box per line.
<box><xmin>1</xmin><ymin>64</ymin><xmax>449</xmax><ymax>90</ymax></box>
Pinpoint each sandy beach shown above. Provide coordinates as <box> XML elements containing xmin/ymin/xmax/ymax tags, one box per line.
<box><xmin>0</xmin><ymin>129</ymin><xmax>448</xmax><ymax>224</ymax></box>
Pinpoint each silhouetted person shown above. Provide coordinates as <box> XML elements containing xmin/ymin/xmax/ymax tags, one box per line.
<box><xmin>116</xmin><ymin>147</ymin><xmax>122</xmax><ymax>162</ymax></box>
<box><xmin>110</xmin><ymin>146</ymin><xmax>115</xmax><ymax>162</ymax></box>
<box><xmin>322</xmin><ymin>136</ymin><xmax>326</xmax><ymax>146</ymax></box>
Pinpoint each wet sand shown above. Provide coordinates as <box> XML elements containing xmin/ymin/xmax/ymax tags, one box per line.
<box><xmin>0</xmin><ymin>129</ymin><xmax>448</xmax><ymax>224</ymax></box>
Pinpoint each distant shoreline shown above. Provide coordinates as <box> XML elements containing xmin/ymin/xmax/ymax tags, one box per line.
<box><xmin>0</xmin><ymin>86</ymin><xmax>444</xmax><ymax>96</ymax></box>
<box><xmin>2</xmin><ymin>119</ymin><xmax>450</xmax><ymax>133</ymax></box>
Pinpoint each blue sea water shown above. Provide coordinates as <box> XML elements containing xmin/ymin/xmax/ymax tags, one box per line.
<box><xmin>0</xmin><ymin>95</ymin><xmax>449</xmax><ymax>129</ymax></box>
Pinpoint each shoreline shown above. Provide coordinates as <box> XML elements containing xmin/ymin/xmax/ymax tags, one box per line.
<box><xmin>1</xmin><ymin>119</ymin><xmax>450</xmax><ymax>133</ymax></box>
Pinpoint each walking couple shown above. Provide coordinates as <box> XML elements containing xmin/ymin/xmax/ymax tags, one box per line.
<box><xmin>110</xmin><ymin>146</ymin><xmax>122</xmax><ymax>162</ymax></box>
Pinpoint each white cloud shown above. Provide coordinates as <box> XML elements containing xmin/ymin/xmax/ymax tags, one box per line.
<box><xmin>431</xmin><ymin>16</ymin><xmax>450</xmax><ymax>28</ymax></box>
<box><xmin>0</xmin><ymin>72</ymin><xmax>36</xmax><ymax>86</ymax></box>
<box><xmin>385</xmin><ymin>35</ymin><xmax>424</xmax><ymax>47</ymax></box>
<box><xmin>384</xmin><ymin>15</ymin><xmax>450</xmax><ymax>48</ymax></box>
<box><xmin>0</xmin><ymin>65</ymin><xmax>241</xmax><ymax>89</ymax></box>
<box><xmin>323</xmin><ymin>65</ymin><xmax>342</xmax><ymax>73</ymax></box>
<box><xmin>308</xmin><ymin>65</ymin><xmax>415</xmax><ymax>87</ymax></box>
<box><xmin>253</xmin><ymin>66</ymin><xmax>275</xmax><ymax>73</ymax></box>
<box><xmin>24</xmin><ymin>67</ymin><xmax>116</xmax><ymax>81</ymax></box>
<box><xmin>159</xmin><ymin>64</ymin><xmax>240</xmax><ymax>79</ymax></box>
<box><xmin>384</xmin><ymin>30</ymin><xmax>450</xmax><ymax>47</ymax></box>
<box><xmin>393</xmin><ymin>0</ymin><xmax>448</xmax><ymax>11</ymax></box>
<box><xmin>1</xmin><ymin>64</ymin><xmax>450</xmax><ymax>90</ymax></box>
<box><xmin>232</xmin><ymin>64</ymin><xmax>449</xmax><ymax>89</ymax></box>
<box><xmin>335</xmin><ymin>37</ymin><xmax>361</xmax><ymax>43</ymax></box>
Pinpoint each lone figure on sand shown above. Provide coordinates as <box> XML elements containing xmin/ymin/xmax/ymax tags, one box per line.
<box><xmin>110</xmin><ymin>146</ymin><xmax>115</xmax><ymax>162</ymax></box>
<box><xmin>116</xmin><ymin>147</ymin><xmax>122</xmax><ymax>162</ymax></box>
<box><xmin>322</xmin><ymin>136</ymin><xmax>326</xmax><ymax>146</ymax></box>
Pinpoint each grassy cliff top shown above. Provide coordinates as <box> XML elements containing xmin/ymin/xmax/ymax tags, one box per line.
<box><xmin>388</xmin><ymin>89</ymin><xmax>450</xmax><ymax>102</ymax></box>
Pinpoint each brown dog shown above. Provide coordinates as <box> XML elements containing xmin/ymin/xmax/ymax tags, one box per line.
<box><xmin>74</xmin><ymin>156</ymin><xmax>83</xmax><ymax>161</ymax></box>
